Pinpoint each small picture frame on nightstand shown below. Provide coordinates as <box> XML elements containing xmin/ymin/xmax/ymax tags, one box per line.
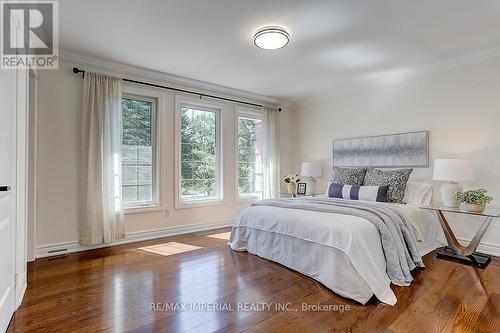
<box><xmin>297</xmin><ymin>183</ymin><xmax>307</xmax><ymax>195</ymax></box>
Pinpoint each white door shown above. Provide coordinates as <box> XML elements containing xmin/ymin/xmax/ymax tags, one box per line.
<box><xmin>0</xmin><ymin>68</ymin><xmax>16</xmax><ymax>332</ymax></box>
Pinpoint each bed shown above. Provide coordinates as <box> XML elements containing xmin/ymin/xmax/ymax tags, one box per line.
<box><xmin>228</xmin><ymin>194</ymin><xmax>447</xmax><ymax>306</ymax></box>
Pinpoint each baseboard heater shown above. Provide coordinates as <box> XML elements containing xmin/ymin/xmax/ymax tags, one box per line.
<box><xmin>47</xmin><ymin>248</ymin><xmax>68</xmax><ymax>254</ymax></box>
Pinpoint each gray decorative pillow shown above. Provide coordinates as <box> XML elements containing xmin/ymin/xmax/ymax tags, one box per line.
<box><xmin>332</xmin><ymin>167</ymin><xmax>367</xmax><ymax>186</ymax></box>
<box><xmin>363</xmin><ymin>168</ymin><xmax>413</xmax><ymax>203</ymax></box>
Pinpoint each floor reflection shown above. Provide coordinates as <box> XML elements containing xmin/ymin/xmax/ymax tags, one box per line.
<box><xmin>207</xmin><ymin>232</ymin><xmax>231</xmax><ymax>240</ymax></box>
<box><xmin>173</xmin><ymin>251</ymin><xmax>225</xmax><ymax>331</ymax></box>
<box><xmin>137</xmin><ymin>242</ymin><xmax>202</xmax><ymax>256</ymax></box>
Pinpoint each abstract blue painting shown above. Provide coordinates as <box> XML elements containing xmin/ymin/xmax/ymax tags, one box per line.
<box><xmin>333</xmin><ymin>131</ymin><xmax>429</xmax><ymax>168</ymax></box>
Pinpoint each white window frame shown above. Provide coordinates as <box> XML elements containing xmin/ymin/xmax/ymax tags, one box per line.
<box><xmin>121</xmin><ymin>87</ymin><xmax>162</xmax><ymax>214</ymax></box>
<box><xmin>175</xmin><ymin>96</ymin><xmax>223</xmax><ymax>208</ymax></box>
<box><xmin>235</xmin><ymin>106</ymin><xmax>263</xmax><ymax>201</ymax></box>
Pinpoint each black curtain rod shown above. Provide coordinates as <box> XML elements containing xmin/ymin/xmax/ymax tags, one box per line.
<box><xmin>72</xmin><ymin>67</ymin><xmax>281</xmax><ymax>111</ymax></box>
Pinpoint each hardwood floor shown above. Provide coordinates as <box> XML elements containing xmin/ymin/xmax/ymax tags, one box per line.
<box><xmin>7</xmin><ymin>228</ymin><xmax>500</xmax><ymax>333</ymax></box>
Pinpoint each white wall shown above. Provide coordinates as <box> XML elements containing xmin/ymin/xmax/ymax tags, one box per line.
<box><xmin>36</xmin><ymin>60</ymin><xmax>291</xmax><ymax>250</ymax></box>
<box><xmin>290</xmin><ymin>56</ymin><xmax>500</xmax><ymax>250</ymax></box>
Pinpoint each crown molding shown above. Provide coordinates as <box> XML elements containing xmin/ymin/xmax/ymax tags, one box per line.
<box><xmin>59</xmin><ymin>49</ymin><xmax>283</xmax><ymax>107</ymax></box>
<box><xmin>294</xmin><ymin>45</ymin><xmax>500</xmax><ymax>108</ymax></box>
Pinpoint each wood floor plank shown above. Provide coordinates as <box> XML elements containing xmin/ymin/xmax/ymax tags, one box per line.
<box><xmin>7</xmin><ymin>227</ymin><xmax>500</xmax><ymax>333</ymax></box>
<box><xmin>469</xmin><ymin>263</ymin><xmax>500</xmax><ymax>333</ymax></box>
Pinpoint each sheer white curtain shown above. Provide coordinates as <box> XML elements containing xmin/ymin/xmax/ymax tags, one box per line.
<box><xmin>262</xmin><ymin>106</ymin><xmax>280</xmax><ymax>199</ymax></box>
<box><xmin>80</xmin><ymin>72</ymin><xmax>125</xmax><ymax>245</ymax></box>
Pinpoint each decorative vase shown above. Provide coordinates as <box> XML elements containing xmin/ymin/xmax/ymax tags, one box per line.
<box><xmin>287</xmin><ymin>183</ymin><xmax>297</xmax><ymax>197</ymax></box>
<box><xmin>464</xmin><ymin>203</ymin><xmax>486</xmax><ymax>213</ymax></box>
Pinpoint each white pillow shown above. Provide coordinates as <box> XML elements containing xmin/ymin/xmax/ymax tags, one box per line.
<box><xmin>403</xmin><ymin>181</ymin><xmax>432</xmax><ymax>206</ymax></box>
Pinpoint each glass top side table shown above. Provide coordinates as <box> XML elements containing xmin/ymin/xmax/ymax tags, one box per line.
<box><xmin>420</xmin><ymin>205</ymin><xmax>500</xmax><ymax>268</ymax></box>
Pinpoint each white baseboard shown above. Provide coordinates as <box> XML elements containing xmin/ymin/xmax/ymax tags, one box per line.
<box><xmin>34</xmin><ymin>221</ymin><xmax>500</xmax><ymax>260</ymax></box>
<box><xmin>15</xmin><ymin>274</ymin><xmax>26</xmax><ymax>309</ymax></box>
<box><xmin>457</xmin><ymin>237</ymin><xmax>500</xmax><ymax>257</ymax></box>
<box><xmin>35</xmin><ymin>219</ymin><xmax>235</xmax><ymax>259</ymax></box>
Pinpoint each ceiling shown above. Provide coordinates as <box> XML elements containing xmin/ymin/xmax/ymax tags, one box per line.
<box><xmin>59</xmin><ymin>0</ymin><xmax>500</xmax><ymax>102</ymax></box>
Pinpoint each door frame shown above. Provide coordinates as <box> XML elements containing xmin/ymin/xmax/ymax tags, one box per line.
<box><xmin>1</xmin><ymin>5</ymin><xmax>29</xmax><ymax>330</ymax></box>
<box><xmin>14</xmin><ymin>66</ymin><xmax>29</xmax><ymax>309</ymax></box>
<box><xmin>27</xmin><ymin>69</ymin><xmax>38</xmax><ymax>263</ymax></box>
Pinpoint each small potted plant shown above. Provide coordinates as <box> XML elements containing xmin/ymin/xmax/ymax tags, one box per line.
<box><xmin>283</xmin><ymin>174</ymin><xmax>301</xmax><ymax>197</ymax></box>
<box><xmin>453</xmin><ymin>188</ymin><xmax>493</xmax><ymax>213</ymax></box>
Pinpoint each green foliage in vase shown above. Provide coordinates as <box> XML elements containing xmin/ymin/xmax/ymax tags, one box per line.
<box><xmin>453</xmin><ymin>188</ymin><xmax>493</xmax><ymax>205</ymax></box>
<box><xmin>283</xmin><ymin>174</ymin><xmax>300</xmax><ymax>184</ymax></box>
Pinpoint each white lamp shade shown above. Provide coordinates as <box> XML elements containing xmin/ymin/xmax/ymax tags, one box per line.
<box><xmin>301</xmin><ymin>162</ymin><xmax>321</xmax><ymax>177</ymax></box>
<box><xmin>432</xmin><ymin>159</ymin><xmax>474</xmax><ymax>182</ymax></box>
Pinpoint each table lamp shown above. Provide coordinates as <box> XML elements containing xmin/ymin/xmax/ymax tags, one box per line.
<box><xmin>432</xmin><ymin>159</ymin><xmax>474</xmax><ymax>207</ymax></box>
<box><xmin>300</xmin><ymin>162</ymin><xmax>321</xmax><ymax>195</ymax></box>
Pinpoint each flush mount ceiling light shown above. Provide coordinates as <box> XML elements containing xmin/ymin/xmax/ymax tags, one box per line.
<box><xmin>253</xmin><ymin>26</ymin><xmax>290</xmax><ymax>50</ymax></box>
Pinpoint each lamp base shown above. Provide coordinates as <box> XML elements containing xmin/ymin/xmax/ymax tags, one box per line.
<box><xmin>441</xmin><ymin>182</ymin><xmax>462</xmax><ymax>208</ymax></box>
<box><xmin>304</xmin><ymin>177</ymin><xmax>317</xmax><ymax>195</ymax></box>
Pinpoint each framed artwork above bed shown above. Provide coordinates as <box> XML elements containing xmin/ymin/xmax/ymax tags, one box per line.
<box><xmin>332</xmin><ymin>131</ymin><xmax>429</xmax><ymax>168</ymax></box>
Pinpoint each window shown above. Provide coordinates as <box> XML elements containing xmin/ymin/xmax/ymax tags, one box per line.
<box><xmin>121</xmin><ymin>96</ymin><xmax>157</xmax><ymax>208</ymax></box>
<box><xmin>237</xmin><ymin>112</ymin><xmax>263</xmax><ymax>199</ymax></box>
<box><xmin>179</xmin><ymin>103</ymin><xmax>221</xmax><ymax>204</ymax></box>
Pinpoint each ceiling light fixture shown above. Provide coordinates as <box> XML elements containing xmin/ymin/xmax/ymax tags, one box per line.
<box><xmin>253</xmin><ymin>26</ymin><xmax>290</xmax><ymax>50</ymax></box>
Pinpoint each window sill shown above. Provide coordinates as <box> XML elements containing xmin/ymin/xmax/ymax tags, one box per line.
<box><xmin>175</xmin><ymin>198</ymin><xmax>224</xmax><ymax>209</ymax></box>
<box><xmin>236</xmin><ymin>195</ymin><xmax>262</xmax><ymax>203</ymax></box>
<box><xmin>124</xmin><ymin>205</ymin><xmax>162</xmax><ymax>215</ymax></box>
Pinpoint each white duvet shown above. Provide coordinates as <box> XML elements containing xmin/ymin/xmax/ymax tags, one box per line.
<box><xmin>228</xmin><ymin>199</ymin><xmax>446</xmax><ymax>305</ymax></box>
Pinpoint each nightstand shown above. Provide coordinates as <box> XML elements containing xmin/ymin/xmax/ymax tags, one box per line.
<box><xmin>420</xmin><ymin>205</ymin><xmax>499</xmax><ymax>268</ymax></box>
<box><xmin>279</xmin><ymin>192</ymin><xmax>324</xmax><ymax>198</ymax></box>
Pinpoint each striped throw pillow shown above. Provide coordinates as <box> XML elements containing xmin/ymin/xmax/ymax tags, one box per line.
<box><xmin>328</xmin><ymin>183</ymin><xmax>389</xmax><ymax>202</ymax></box>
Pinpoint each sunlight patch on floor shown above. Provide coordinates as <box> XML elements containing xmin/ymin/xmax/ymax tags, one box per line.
<box><xmin>207</xmin><ymin>232</ymin><xmax>231</xmax><ymax>240</ymax></box>
<box><xmin>137</xmin><ymin>242</ymin><xmax>202</xmax><ymax>256</ymax></box>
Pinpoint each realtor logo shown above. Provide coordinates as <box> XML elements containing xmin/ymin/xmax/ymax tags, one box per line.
<box><xmin>1</xmin><ymin>0</ymin><xmax>58</xmax><ymax>69</ymax></box>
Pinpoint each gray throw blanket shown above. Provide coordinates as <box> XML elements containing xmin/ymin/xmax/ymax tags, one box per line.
<box><xmin>251</xmin><ymin>198</ymin><xmax>423</xmax><ymax>286</ymax></box>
